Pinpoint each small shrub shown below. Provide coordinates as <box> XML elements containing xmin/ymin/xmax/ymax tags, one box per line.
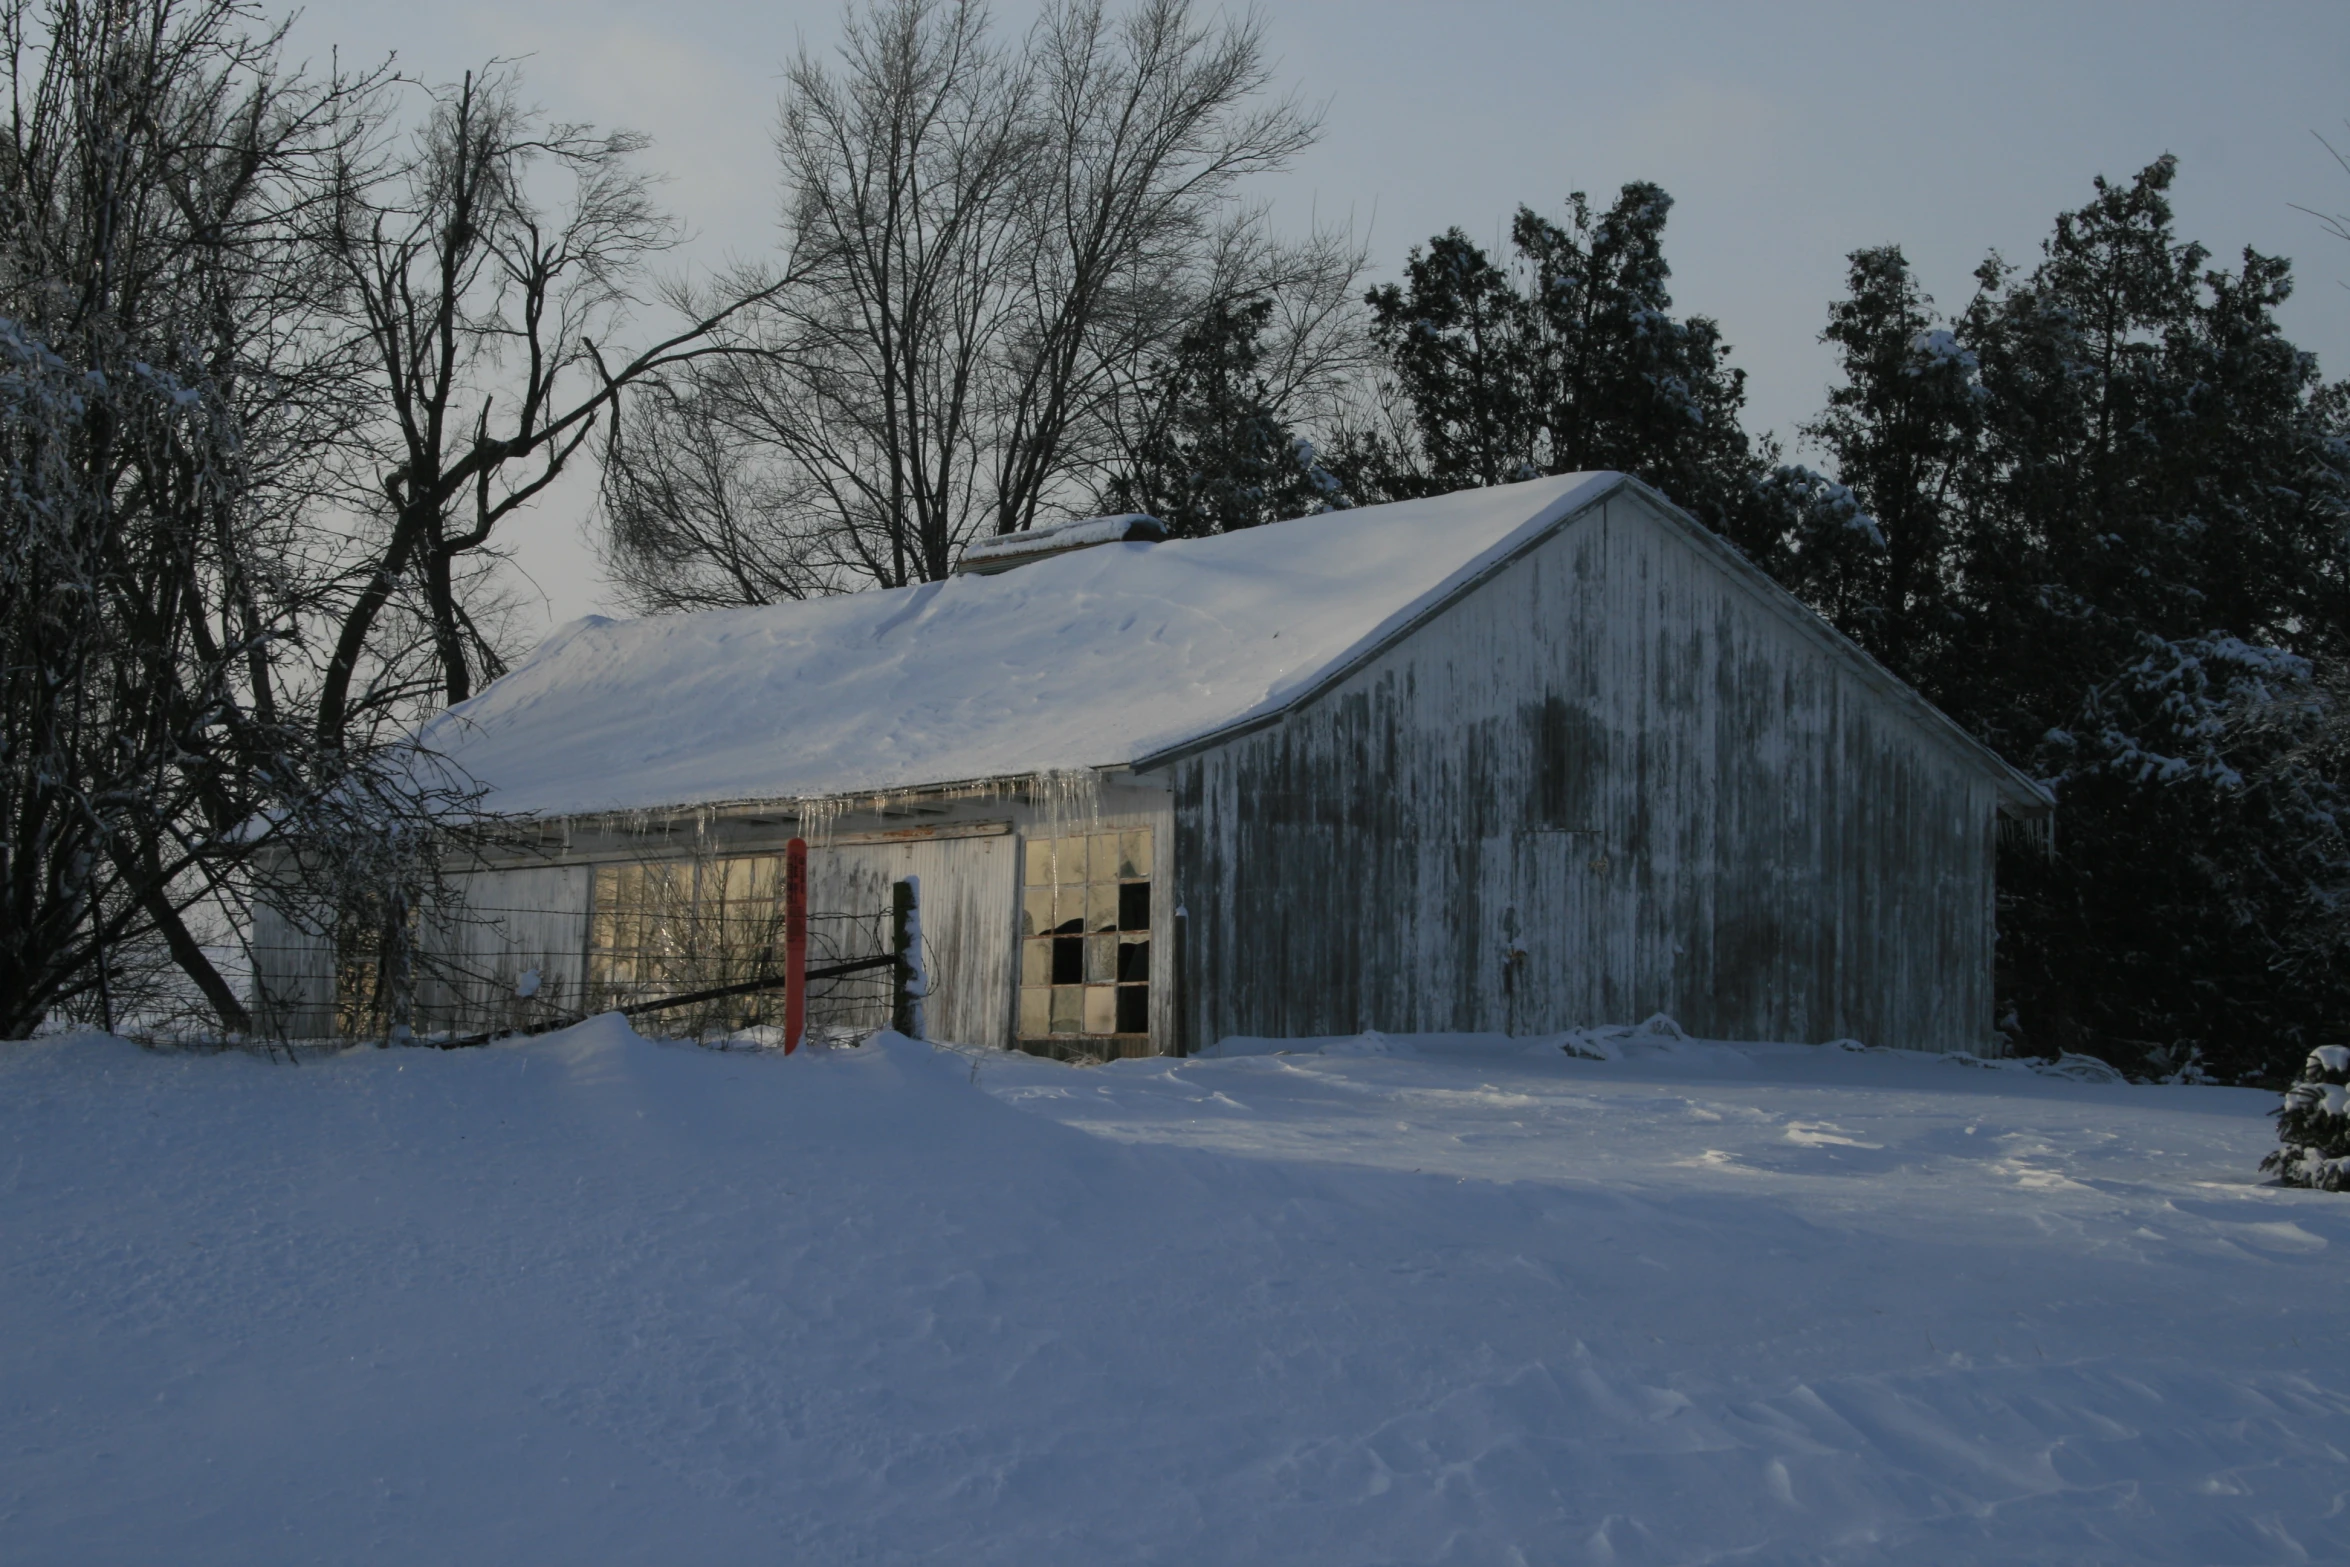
<box><xmin>2262</xmin><ymin>1046</ymin><xmax>2350</xmax><ymax>1190</ymax></box>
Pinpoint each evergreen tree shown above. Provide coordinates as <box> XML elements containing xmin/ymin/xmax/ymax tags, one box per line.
<box><xmin>2263</xmin><ymin>1045</ymin><xmax>2350</xmax><ymax>1189</ymax></box>
<box><xmin>1749</xmin><ymin>246</ymin><xmax>1983</xmax><ymax>689</ymax></box>
<box><xmin>1757</xmin><ymin>159</ymin><xmax>2350</xmax><ymax>1080</ymax></box>
<box><xmin>1102</xmin><ymin>297</ymin><xmax>1347</xmax><ymax>537</ymax></box>
<box><xmin>1354</xmin><ymin>229</ymin><xmax>1539</xmax><ymax>492</ymax></box>
<box><xmin>1349</xmin><ymin>184</ymin><xmax>1770</xmax><ymax>536</ymax></box>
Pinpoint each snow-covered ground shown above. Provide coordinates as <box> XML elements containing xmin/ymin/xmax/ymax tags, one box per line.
<box><xmin>4</xmin><ymin>1021</ymin><xmax>2346</xmax><ymax>1565</ymax></box>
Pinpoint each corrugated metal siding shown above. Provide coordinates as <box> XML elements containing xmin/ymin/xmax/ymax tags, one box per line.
<box><xmin>1171</xmin><ymin>490</ymin><xmax>2000</xmax><ymax>1054</ymax></box>
<box><xmin>801</xmin><ymin>833</ymin><xmax>1019</xmax><ymax>1047</ymax></box>
<box><xmin>416</xmin><ymin>865</ymin><xmax>593</xmax><ymax>1033</ymax></box>
<box><xmin>250</xmin><ymin>897</ymin><xmax>335</xmax><ymax>1038</ymax></box>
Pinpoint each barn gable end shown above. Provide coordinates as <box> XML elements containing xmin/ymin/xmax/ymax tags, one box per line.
<box><xmin>1164</xmin><ymin>483</ymin><xmax>2012</xmax><ymax>1054</ymax></box>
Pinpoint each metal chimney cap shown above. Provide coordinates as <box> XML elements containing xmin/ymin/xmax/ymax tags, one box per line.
<box><xmin>953</xmin><ymin>513</ymin><xmax>1168</xmax><ymax>576</ymax></box>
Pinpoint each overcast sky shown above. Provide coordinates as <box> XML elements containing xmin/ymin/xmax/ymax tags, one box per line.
<box><xmin>278</xmin><ymin>0</ymin><xmax>2350</xmax><ymax>637</ymax></box>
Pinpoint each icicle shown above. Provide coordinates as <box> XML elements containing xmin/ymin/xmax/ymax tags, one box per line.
<box><xmin>1030</xmin><ymin>767</ymin><xmax>1101</xmax><ymax>839</ymax></box>
<box><xmin>792</xmin><ymin>794</ymin><xmax>845</xmax><ymax>846</ymax></box>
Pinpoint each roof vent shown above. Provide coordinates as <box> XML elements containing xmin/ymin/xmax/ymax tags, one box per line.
<box><xmin>953</xmin><ymin>513</ymin><xmax>1168</xmax><ymax>577</ymax></box>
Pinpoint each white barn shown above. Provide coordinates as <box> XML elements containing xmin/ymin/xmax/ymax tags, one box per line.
<box><xmin>253</xmin><ymin>472</ymin><xmax>2049</xmax><ymax>1056</ymax></box>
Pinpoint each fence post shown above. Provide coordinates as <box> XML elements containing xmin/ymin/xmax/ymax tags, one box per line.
<box><xmin>785</xmin><ymin>838</ymin><xmax>808</xmax><ymax>1054</ymax></box>
<box><xmin>891</xmin><ymin>876</ymin><xmax>923</xmax><ymax>1040</ymax></box>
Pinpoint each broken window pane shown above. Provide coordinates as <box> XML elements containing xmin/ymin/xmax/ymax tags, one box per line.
<box><xmin>1116</xmin><ymin>937</ymin><xmax>1150</xmax><ymax>982</ymax></box>
<box><xmin>1116</xmin><ymin>984</ymin><xmax>1149</xmax><ymax>1034</ymax></box>
<box><xmin>1118</xmin><ymin>829</ymin><xmax>1151</xmax><ymax>879</ymax></box>
<box><xmin>1086</xmin><ymin>881</ymin><xmax>1120</xmax><ymax>933</ymax></box>
<box><xmin>1021</xmin><ymin>885</ymin><xmax>1053</xmax><ymax>939</ymax></box>
<box><xmin>1118</xmin><ymin>880</ymin><xmax>1150</xmax><ymax>932</ymax></box>
<box><xmin>1051</xmin><ymin>935</ymin><xmax>1084</xmax><ymax>985</ymax></box>
<box><xmin>1053</xmin><ymin>884</ymin><xmax>1086</xmax><ymax>934</ymax></box>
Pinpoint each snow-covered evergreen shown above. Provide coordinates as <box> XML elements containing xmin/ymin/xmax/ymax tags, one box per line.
<box><xmin>2265</xmin><ymin>1044</ymin><xmax>2350</xmax><ymax>1189</ymax></box>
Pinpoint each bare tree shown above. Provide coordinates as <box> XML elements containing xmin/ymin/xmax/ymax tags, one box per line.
<box><xmin>600</xmin><ymin>0</ymin><xmax>1338</xmax><ymax>606</ymax></box>
<box><xmin>598</xmin><ymin>369</ymin><xmax>845</xmax><ymax>611</ymax></box>
<box><xmin>760</xmin><ymin>0</ymin><xmax>1032</xmax><ymax>586</ymax></box>
<box><xmin>987</xmin><ymin>0</ymin><xmax>1318</xmax><ymax>535</ymax></box>
<box><xmin>0</xmin><ymin>0</ymin><xmax>409</xmax><ymax>1036</ymax></box>
<box><xmin>312</xmin><ymin>65</ymin><xmax>792</xmax><ymax>744</ymax></box>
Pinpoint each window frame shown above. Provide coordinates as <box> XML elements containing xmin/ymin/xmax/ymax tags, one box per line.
<box><xmin>1016</xmin><ymin>826</ymin><xmax>1154</xmax><ymax>1059</ymax></box>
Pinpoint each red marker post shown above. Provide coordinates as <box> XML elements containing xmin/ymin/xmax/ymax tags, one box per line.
<box><xmin>784</xmin><ymin>837</ymin><xmax>808</xmax><ymax>1053</ymax></box>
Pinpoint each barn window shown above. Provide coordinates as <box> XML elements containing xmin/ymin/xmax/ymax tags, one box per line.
<box><xmin>1018</xmin><ymin>828</ymin><xmax>1150</xmax><ymax>1058</ymax></box>
<box><xmin>586</xmin><ymin>857</ymin><xmax>791</xmax><ymax>1014</ymax></box>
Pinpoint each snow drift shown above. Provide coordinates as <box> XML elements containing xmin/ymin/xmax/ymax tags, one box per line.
<box><xmin>3</xmin><ymin>1021</ymin><xmax>2345</xmax><ymax>1564</ymax></box>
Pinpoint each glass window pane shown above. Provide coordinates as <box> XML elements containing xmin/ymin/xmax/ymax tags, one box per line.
<box><xmin>1116</xmin><ymin>936</ymin><xmax>1150</xmax><ymax>982</ymax></box>
<box><xmin>1021</xmin><ymin>885</ymin><xmax>1054</xmax><ymax>939</ymax></box>
<box><xmin>1118</xmin><ymin>829</ymin><xmax>1152</xmax><ymax>880</ymax></box>
<box><xmin>1050</xmin><ymin>986</ymin><xmax>1083</xmax><ymax>1034</ymax></box>
<box><xmin>1085</xmin><ymin>932</ymin><xmax>1118</xmax><ymax>984</ymax></box>
<box><xmin>1053</xmin><ymin>884</ymin><xmax>1086</xmax><ymax>933</ymax></box>
<box><xmin>1039</xmin><ymin>835</ymin><xmax>1083</xmax><ymax>885</ymax></box>
<box><xmin>1025</xmin><ymin>838</ymin><xmax>1054</xmax><ymax>887</ymax></box>
<box><xmin>1086</xmin><ymin>882</ymin><xmax>1120</xmax><ymax>932</ymax></box>
<box><xmin>1021</xmin><ymin>937</ymin><xmax>1053</xmax><ymax>987</ymax></box>
<box><xmin>1019</xmin><ymin>987</ymin><xmax>1051</xmax><ymax>1038</ymax></box>
<box><xmin>1082</xmin><ymin>985</ymin><xmax>1119</xmax><ymax>1035</ymax></box>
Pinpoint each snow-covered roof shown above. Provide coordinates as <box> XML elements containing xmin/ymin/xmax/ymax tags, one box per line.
<box><xmin>421</xmin><ymin>472</ymin><xmax>1624</xmax><ymax>817</ymax></box>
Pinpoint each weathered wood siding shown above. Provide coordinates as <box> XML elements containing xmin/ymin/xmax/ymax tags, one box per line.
<box><xmin>1168</xmin><ymin>488</ymin><xmax>2002</xmax><ymax>1054</ymax></box>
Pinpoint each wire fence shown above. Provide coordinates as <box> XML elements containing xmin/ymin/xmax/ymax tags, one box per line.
<box><xmin>249</xmin><ymin>903</ymin><xmax>911</xmax><ymax>1048</ymax></box>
